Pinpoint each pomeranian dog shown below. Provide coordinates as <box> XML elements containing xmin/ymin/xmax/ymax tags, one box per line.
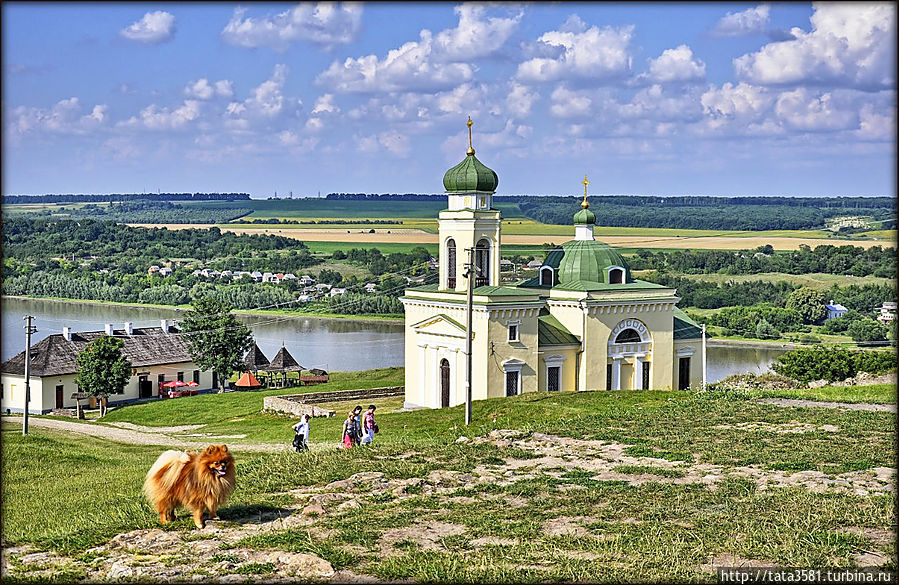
<box><xmin>143</xmin><ymin>444</ymin><xmax>236</xmax><ymax>529</ymax></box>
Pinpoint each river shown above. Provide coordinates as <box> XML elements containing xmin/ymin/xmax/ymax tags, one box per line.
<box><xmin>1</xmin><ymin>297</ymin><xmax>788</xmax><ymax>380</ymax></box>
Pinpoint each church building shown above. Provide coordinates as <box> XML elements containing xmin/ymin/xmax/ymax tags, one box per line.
<box><xmin>400</xmin><ymin>119</ymin><xmax>703</xmax><ymax>409</ymax></box>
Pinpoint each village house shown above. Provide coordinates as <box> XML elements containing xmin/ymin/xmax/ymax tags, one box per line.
<box><xmin>877</xmin><ymin>301</ymin><xmax>897</xmax><ymax>325</ymax></box>
<box><xmin>825</xmin><ymin>300</ymin><xmax>848</xmax><ymax>321</ymax></box>
<box><xmin>330</xmin><ymin>287</ymin><xmax>348</xmax><ymax>297</ymax></box>
<box><xmin>1</xmin><ymin>321</ymin><xmax>215</xmax><ymax>414</ymax></box>
<box><xmin>364</xmin><ymin>282</ymin><xmax>378</xmax><ymax>293</ymax></box>
<box><xmin>158</xmin><ymin>267</ymin><xmax>173</xmax><ymax>277</ymax></box>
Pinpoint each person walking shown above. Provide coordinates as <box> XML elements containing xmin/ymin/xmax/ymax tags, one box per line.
<box><xmin>341</xmin><ymin>411</ymin><xmax>356</xmax><ymax>449</ymax></box>
<box><xmin>291</xmin><ymin>414</ymin><xmax>310</xmax><ymax>452</ymax></box>
<box><xmin>361</xmin><ymin>405</ymin><xmax>377</xmax><ymax>445</ymax></box>
<box><xmin>351</xmin><ymin>405</ymin><xmax>363</xmax><ymax>447</ymax></box>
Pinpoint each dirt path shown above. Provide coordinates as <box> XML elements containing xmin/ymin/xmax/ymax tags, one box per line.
<box><xmin>756</xmin><ymin>398</ymin><xmax>897</xmax><ymax>413</ymax></box>
<box><xmin>4</xmin><ymin>416</ymin><xmax>290</xmax><ymax>452</ymax></box>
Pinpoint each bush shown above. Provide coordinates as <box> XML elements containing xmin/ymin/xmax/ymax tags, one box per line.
<box><xmin>771</xmin><ymin>347</ymin><xmax>897</xmax><ymax>382</ymax></box>
<box><xmin>847</xmin><ymin>319</ymin><xmax>889</xmax><ymax>344</ymax></box>
<box><xmin>707</xmin><ymin>372</ymin><xmax>800</xmax><ymax>392</ymax></box>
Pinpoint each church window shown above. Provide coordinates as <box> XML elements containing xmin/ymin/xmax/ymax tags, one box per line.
<box><xmin>475</xmin><ymin>239</ymin><xmax>490</xmax><ymax>287</ymax></box>
<box><xmin>508</xmin><ymin>323</ymin><xmax>519</xmax><ymax>342</ymax></box>
<box><xmin>505</xmin><ymin>371</ymin><xmax>519</xmax><ymax>396</ymax></box>
<box><xmin>615</xmin><ymin>329</ymin><xmax>641</xmax><ymax>344</ymax></box>
<box><xmin>609</xmin><ymin>267</ymin><xmax>624</xmax><ymax>284</ymax></box>
<box><xmin>446</xmin><ymin>239</ymin><xmax>456</xmax><ymax>288</ymax></box>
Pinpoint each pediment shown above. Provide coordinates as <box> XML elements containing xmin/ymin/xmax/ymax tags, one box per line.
<box><xmin>411</xmin><ymin>314</ymin><xmax>466</xmax><ymax>338</ymax></box>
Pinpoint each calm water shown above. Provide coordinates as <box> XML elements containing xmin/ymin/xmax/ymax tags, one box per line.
<box><xmin>1</xmin><ymin>297</ymin><xmax>787</xmax><ymax>380</ymax></box>
<box><xmin>1</xmin><ymin>297</ymin><xmax>404</xmax><ymax>372</ymax></box>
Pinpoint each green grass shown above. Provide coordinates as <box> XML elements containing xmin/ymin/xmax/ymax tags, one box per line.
<box><xmin>749</xmin><ymin>383</ymin><xmax>897</xmax><ymax>404</ymax></box>
<box><xmin>305</xmin><ymin>241</ymin><xmax>439</xmax><ymax>255</ymax></box>
<box><xmin>678</xmin><ymin>272</ymin><xmax>894</xmax><ymax>290</ymax></box>
<box><xmin>3</xmin><ymin>378</ymin><xmax>895</xmax><ymax>580</ymax></box>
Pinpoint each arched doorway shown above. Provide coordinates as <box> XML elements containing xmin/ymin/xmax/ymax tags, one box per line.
<box><xmin>440</xmin><ymin>359</ymin><xmax>450</xmax><ymax>407</ymax></box>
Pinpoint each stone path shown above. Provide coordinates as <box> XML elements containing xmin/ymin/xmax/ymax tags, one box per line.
<box><xmin>2</xmin><ymin>416</ymin><xmax>290</xmax><ymax>452</ymax></box>
<box><xmin>756</xmin><ymin>398</ymin><xmax>897</xmax><ymax>413</ymax></box>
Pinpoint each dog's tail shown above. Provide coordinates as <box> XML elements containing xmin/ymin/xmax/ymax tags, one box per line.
<box><xmin>143</xmin><ymin>450</ymin><xmax>191</xmax><ymax>501</ymax></box>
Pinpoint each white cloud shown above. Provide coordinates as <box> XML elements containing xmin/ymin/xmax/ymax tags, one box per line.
<box><xmin>734</xmin><ymin>3</ymin><xmax>896</xmax><ymax>90</ymax></box>
<box><xmin>645</xmin><ymin>45</ymin><xmax>706</xmax><ymax>83</ymax></box>
<box><xmin>549</xmin><ymin>86</ymin><xmax>593</xmax><ymax>118</ymax></box>
<box><xmin>701</xmin><ymin>82</ymin><xmax>773</xmax><ymax>119</ymax></box>
<box><xmin>317</xmin><ymin>30</ymin><xmax>474</xmax><ymax>93</ymax></box>
<box><xmin>185</xmin><ymin>78</ymin><xmax>234</xmax><ymax>100</ymax></box>
<box><xmin>119</xmin><ymin>100</ymin><xmax>201</xmax><ymax>130</ymax></box>
<box><xmin>311</xmin><ymin>94</ymin><xmax>340</xmax><ymax>114</ymax></box>
<box><xmin>774</xmin><ymin>88</ymin><xmax>857</xmax><ymax>131</ymax></box>
<box><xmin>856</xmin><ymin>102</ymin><xmax>896</xmax><ymax>140</ymax></box>
<box><xmin>516</xmin><ymin>15</ymin><xmax>634</xmax><ymax>83</ymax></box>
<box><xmin>354</xmin><ymin>130</ymin><xmax>410</xmax><ymax>157</ymax></box>
<box><xmin>710</xmin><ymin>4</ymin><xmax>770</xmax><ymax>37</ymax></box>
<box><xmin>618</xmin><ymin>85</ymin><xmax>704</xmax><ymax>123</ymax></box>
<box><xmin>226</xmin><ymin>64</ymin><xmax>300</xmax><ymax>125</ymax></box>
<box><xmin>221</xmin><ymin>3</ymin><xmax>362</xmax><ymax>51</ymax></box>
<box><xmin>7</xmin><ymin>97</ymin><xmax>109</xmax><ymax>138</ymax></box>
<box><xmin>120</xmin><ymin>11</ymin><xmax>176</xmax><ymax>44</ymax></box>
<box><xmin>433</xmin><ymin>4</ymin><xmax>522</xmax><ymax>61</ymax></box>
<box><xmin>506</xmin><ymin>83</ymin><xmax>539</xmax><ymax>118</ymax></box>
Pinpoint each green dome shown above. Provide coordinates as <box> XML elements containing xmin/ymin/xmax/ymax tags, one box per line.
<box><xmin>542</xmin><ymin>240</ymin><xmax>630</xmax><ymax>285</ymax></box>
<box><xmin>443</xmin><ymin>154</ymin><xmax>499</xmax><ymax>193</ymax></box>
<box><xmin>573</xmin><ymin>207</ymin><xmax>596</xmax><ymax>225</ymax></box>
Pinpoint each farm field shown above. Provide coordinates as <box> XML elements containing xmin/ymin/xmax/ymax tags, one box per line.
<box><xmin>674</xmin><ymin>272</ymin><xmax>895</xmax><ymax>290</ymax></box>
<box><xmin>1</xmin><ymin>370</ymin><xmax>894</xmax><ymax>582</ymax></box>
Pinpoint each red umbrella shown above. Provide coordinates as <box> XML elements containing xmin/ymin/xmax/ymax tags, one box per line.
<box><xmin>186</xmin><ymin>382</ymin><xmax>199</xmax><ymax>387</ymax></box>
<box><xmin>162</xmin><ymin>380</ymin><xmax>188</xmax><ymax>388</ymax></box>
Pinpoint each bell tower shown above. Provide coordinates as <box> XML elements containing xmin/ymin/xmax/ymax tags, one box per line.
<box><xmin>438</xmin><ymin>117</ymin><xmax>501</xmax><ymax>292</ymax></box>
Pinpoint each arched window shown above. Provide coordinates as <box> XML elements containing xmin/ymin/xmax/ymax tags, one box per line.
<box><xmin>615</xmin><ymin>329</ymin><xmax>641</xmax><ymax>344</ymax></box>
<box><xmin>475</xmin><ymin>239</ymin><xmax>490</xmax><ymax>287</ymax></box>
<box><xmin>540</xmin><ymin>266</ymin><xmax>554</xmax><ymax>286</ymax></box>
<box><xmin>446</xmin><ymin>239</ymin><xmax>456</xmax><ymax>288</ymax></box>
<box><xmin>609</xmin><ymin>267</ymin><xmax>624</xmax><ymax>284</ymax></box>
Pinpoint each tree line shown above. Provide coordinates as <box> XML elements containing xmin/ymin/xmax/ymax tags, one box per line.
<box><xmin>630</xmin><ymin>245</ymin><xmax>896</xmax><ymax>278</ymax></box>
<box><xmin>2</xmin><ymin>192</ymin><xmax>251</xmax><ymax>204</ymax></box>
<box><xmin>25</xmin><ymin>200</ymin><xmax>252</xmax><ymax>224</ymax></box>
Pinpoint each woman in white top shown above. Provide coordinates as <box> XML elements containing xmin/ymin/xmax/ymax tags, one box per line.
<box><xmin>291</xmin><ymin>414</ymin><xmax>310</xmax><ymax>452</ymax></box>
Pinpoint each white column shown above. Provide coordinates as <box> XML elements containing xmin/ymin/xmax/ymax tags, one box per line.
<box><xmin>454</xmin><ymin>348</ymin><xmax>464</xmax><ymax>406</ymax></box>
<box><xmin>701</xmin><ymin>324</ymin><xmax>707</xmax><ymax>390</ymax></box>
<box><xmin>634</xmin><ymin>356</ymin><xmax>643</xmax><ymax>390</ymax></box>
<box><xmin>612</xmin><ymin>357</ymin><xmax>622</xmax><ymax>391</ymax></box>
<box><xmin>418</xmin><ymin>344</ymin><xmax>427</xmax><ymax>407</ymax></box>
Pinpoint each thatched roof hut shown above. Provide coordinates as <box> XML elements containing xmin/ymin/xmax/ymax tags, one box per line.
<box><xmin>243</xmin><ymin>343</ymin><xmax>270</xmax><ymax>372</ymax></box>
<box><xmin>267</xmin><ymin>347</ymin><xmax>303</xmax><ymax>372</ymax></box>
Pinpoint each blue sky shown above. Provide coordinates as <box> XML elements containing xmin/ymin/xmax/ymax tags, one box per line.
<box><xmin>2</xmin><ymin>2</ymin><xmax>896</xmax><ymax>197</ymax></box>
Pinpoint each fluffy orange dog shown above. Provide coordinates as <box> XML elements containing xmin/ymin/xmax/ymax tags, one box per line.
<box><xmin>143</xmin><ymin>444</ymin><xmax>236</xmax><ymax>529</ymax></box>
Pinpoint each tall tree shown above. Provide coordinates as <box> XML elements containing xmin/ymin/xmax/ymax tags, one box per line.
<box><xmin>75</xmin><ymin>336</ymin><xmax>132</xmax><ymax>417</ymax></box>
<box><xmin>786</xmin><ymin>287</ymin><xmax>827</xmax><ymax>325</ymax></box>
<box><xmin>180</xmin><ymin>297</ymin><xmax>254</xmax><ymax>393</ymax></box>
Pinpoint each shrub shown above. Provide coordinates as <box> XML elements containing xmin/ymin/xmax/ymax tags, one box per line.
<box><xmin>771</xmin><ymin>347</ymin><xmax>897</xmax><ymax>382</ymax></box>
<box><xmin>847</xmin><ymin>319</ymin><xmax>889</xmax><ymax>344</ymax></box>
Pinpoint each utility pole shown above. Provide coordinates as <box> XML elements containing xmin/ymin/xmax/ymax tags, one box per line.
<box><xmin>701</xmin><ymin>323</ymin><xmax>707</xmax><ymax>391</ymax></box>
<box><xmin>463</xmin><ymin>247</ymin><xmax>479</xmax><ymax>425</ymax></box>
<box><xmin>23</xmin><ymin>315</ymin><xmax>36</xmax><ymax>436</ymax></box>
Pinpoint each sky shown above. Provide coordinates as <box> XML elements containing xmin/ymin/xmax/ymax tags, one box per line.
<box><xmin>2</xmin><ymin>2</ymin><xmax>896</xmax><ymax>198</ymax></box>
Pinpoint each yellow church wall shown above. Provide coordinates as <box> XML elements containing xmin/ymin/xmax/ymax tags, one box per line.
<box><xmin>537</xmin><ymin>348</ymin><xmax>578</xmax><ymax>392</ymax></box>
<box><xmin>483</xmin><ymin>309</ymin><xmax>540</xmax><ymax>398</ymax></box>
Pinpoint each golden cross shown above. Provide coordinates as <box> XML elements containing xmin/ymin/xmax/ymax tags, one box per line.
<box><xmin>582</xmin><ymin>174</ymin><xmax>590</xmax><ymax>208</ymax></box>
<box><xmin>466</xmin><ymin>116</ymin><xmax>475</xmax><ymax>155</ymax></box>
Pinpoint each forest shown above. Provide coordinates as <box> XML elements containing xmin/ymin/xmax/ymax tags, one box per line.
<box><xmin>2</xmin><ymin>192</ymin><xmax>250</xmax><ymax>204</ymax></box>
<box><xmin>21</xmin><ymin>200</ymin><xmax>252</xmax><ymax>224</ymax></box>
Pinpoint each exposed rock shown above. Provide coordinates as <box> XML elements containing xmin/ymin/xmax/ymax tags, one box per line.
<box><xmin>808</xmin><ymin>379</ymin><xmax>829</xmax><ymax>388</ymax></box>
<box><xmin>337</xmin><ymin>499</ymin><xmax>362</xmax><ymax>511</ymax></box>
<box><xmin>302</xmin><ymin>503</ymin><xmax>326</xmax><ymax>516</ymax></box>
<box><xmin>107</xmin><ymin>529</ymin><xmax>183</xmax><ymax>553</ymax></box>
<box><xmin>455</xmin><ymin>436</ymin><xmax>470</xmax><ymax>443</ymax></box>
<box><xmin>106</xmin><ymin>559</ymin><xmax>134</xmax><ymax>579</ymax></box>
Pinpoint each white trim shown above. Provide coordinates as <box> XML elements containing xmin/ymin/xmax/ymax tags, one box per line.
<box><xmin>676</xmin><ymin>345</ymin><xmax>696</xmax><ymax>357</ymax></box>
<box><xmin>607</xmin><ymin>265</ymin><xmax>626</xmax><ymax>284</ymax></box>
<box><xmin>506</xmin><ymin>319</ymin><xmax>521</xmax><ymax>342</ymax></box>
<box><xmin>539</xmin><ymin>265</ymin><xmax>555</xmax><ymax>286</ymax></box>
<box><xmin>609</xmin><ymin>318</ymin><xmax>651</xmax><ymax>343</ymax></box>
<box><xmin>501</xmin><ymin>358</ymin><xmax>524</xmax><ymax>396</ymax></box>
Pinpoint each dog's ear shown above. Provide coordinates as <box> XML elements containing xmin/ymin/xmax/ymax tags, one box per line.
<box><xmin>220</xmin><ymin>445</ymin><xmax>229</xmax><ymax>452</ymax></box>
<box><xmin>205</xmin><ymin>445</ymin><xmax>216</xmax><ymax>454</ymax></box>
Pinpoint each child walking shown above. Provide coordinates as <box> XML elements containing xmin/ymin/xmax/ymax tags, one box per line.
<box><xmin>291</xmin><ymin>414</ymin><xmax>310</xmax><ymax>452</ymax></box>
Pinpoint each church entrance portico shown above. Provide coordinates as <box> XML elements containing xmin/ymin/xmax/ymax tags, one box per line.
<box><xmin>607</xmin><ymin>318</ymin><xmax>653</xmax><ymax>390</ymax></box>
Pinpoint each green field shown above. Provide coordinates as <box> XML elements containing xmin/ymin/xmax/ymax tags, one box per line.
<box><xmin>677</xmin><ymin>272</ymin><xmax>895</xmax><ymax>290</ymax></box>
<box><xmin>1</xmin><ymin>368</ymin><xmax>895</xmax><ymax>581</ymax></box>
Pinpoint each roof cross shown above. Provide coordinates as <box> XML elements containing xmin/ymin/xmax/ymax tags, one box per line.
<box><xmin>466</xmin><ymin>116</ymin><xmax>475</xmax><ymax>156</ymax></box>
<box><xmin>581</xmin><ymin>174</ymin><xmax>590</xmax><ymax>208</ymax></box>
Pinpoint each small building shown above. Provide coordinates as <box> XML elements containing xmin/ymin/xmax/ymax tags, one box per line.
<box><xmin>1</xmin><ymin>321</ymin><xmax>215</xmax><ymax>414</ymax></box>
<box><xmin>825</xmin><ymin>300</ymin><xmax>848</xmax><ymax>321</ymax></box>
<box><xmin>500</xmin><ymin>259</ymin><xmax>514</xmax><ymax>271</ymax></box>
<box><xmin>526</xmin><ymin>259</ymin><xmax>543</xmax><ymax>269</ymax></box>
<box><xmin>877</xmin><ymin>301</ymin><xmax>897</xmax><ymax>325</ymax></box>
<box><xmin>159</xmin><ymin>267</ymin><xmax>173</xmax><ymax>277</ymax></box>
<box><xmin>330</xmin><ymin>287</ymin><xmax>347</xmax><ymax>297</ymax></box>
<box><xmin>251</xmin><ymin>271</ymin><xmax>263</xmax><ymax>282</ymax></box>
<box><xmin>364</xmin><ymin>282</ymin><xmax>378</xmax><ymax>293</ymax></box>
<box><xmin>315</xmin><ymin>283</ymin><xmax>332</xmax><ymax>292</ymax></box>
<box><xmin>283</xmin><ymin>273</ymin><xmax>297</xmax><ymax>281</ymax></box>
<box><xmin>148</xmin><ymin>265</ymin><xmax>160</xmax><ymax>274</ymax></box>
<box><xmin>262</xmin><ymin>272</ymin><xmax>275</xmax><ymax>282</ymax></box>
<box><xmin>300</xmin><ymin>275</ymin><xmax>316</xmax><ymax>285</ymax></box>
<box><xmin>220</xmin><ymin>270</ymin><xmax>233</xmax><ymax>278</ymax></box>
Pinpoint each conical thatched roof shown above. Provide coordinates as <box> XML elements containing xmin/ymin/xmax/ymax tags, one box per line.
<box><xmin>267</xmin><ymin>346</ymin><xmax>303</xmax><ymax>372</ymax></box>
<box><xmin>243</xmin><ymin>343</ymin><xmax>270</xmax><ymax>370</ymax></box>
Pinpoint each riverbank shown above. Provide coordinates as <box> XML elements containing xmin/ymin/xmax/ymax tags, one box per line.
<box><xmin>1</xmin><ymin>295</ymin><xmax>403</xmax><ymax>325</ymax></box>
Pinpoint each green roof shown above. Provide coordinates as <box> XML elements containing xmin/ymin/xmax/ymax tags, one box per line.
<box><xmin>673</xmin><ymin>307</ymin><xmax>703</xmax><ymax>340</ymax></box>
<box><xmin>573</xmin><ymin>207</ymin><xmax>596</xmax><ymax>225</ymax></box>
<box><xmin>443</xmin><ymin>153</ymin><xmax>498</xmax><ymax>193</ymax></box>
<box><xmin>538</xmin><ymin>310</ymin><xmax>580</xmax><ymax>346</ymax></box>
